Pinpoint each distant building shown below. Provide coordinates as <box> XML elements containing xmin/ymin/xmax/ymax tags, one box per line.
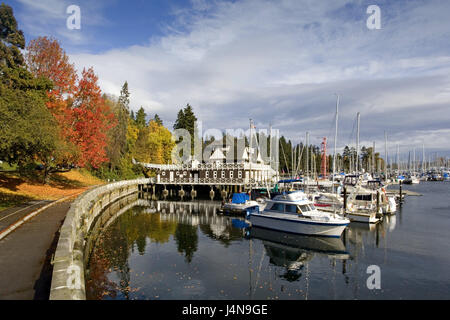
<box><xmin>136</xmin><ymin>145</ymin><xmax>277</xmax><ymax>186</ymax></box>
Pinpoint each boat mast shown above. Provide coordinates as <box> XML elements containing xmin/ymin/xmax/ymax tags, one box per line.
<box><xmin>356</xmin><ymin>112</ymin><xmax>360</xmax><ymax>173</ymax></box>
<box><xmin>397</xmin><ymin>144</ymin><xmax>400</xmax><ymax>175</ymax></box>
<box><xmin>249</xmin><ymin>119</ymin><xmax>253</xmax><ymax>192</ymax></box>
<box><xmin>372</xmin><ymin>141</ymin><xmax>376</xmax><ymax>175</ymax></box>
<box><xmin>306</xmin><ymin>131</ymin><xmax>309</xmax><ymax>182</ymax></box>
<box><xmin>384</xmin><ymin>131</ymin><xmax>388</xmax><ymax>178</ymax></box>
<box><xmin>422</xmin><ymin>144</ymin><xmax>425</xmax><ymax>174</ymax></box>
<box><xmin>332</xmin><ymin>94</ymin><xmax>339</xmax><ymax>193</ymax></box>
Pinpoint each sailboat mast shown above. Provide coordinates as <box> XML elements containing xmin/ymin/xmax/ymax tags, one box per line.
<box><xmin>249</xmin><ymin>119</ymin><xmax>253</xmax><ymax>190</ymax></box>
<box><xmin>372</xmin><ymin>141</ymin><xmax>376</xmax><ymax>174</ymax></box>
<box><xmin>356</xmin><ymin>112</ymin><xmax>360</xmax><ymax>173</ymax></box>
<box><xmin>332</xmin><ymin>95</ymin><xmax>339</xmax><ymax>193</ymax></box>
<box><xmin>384</xmin><ymin>131</ymin><xmax>388</xmax><ymax>177</ymax></box>
<box><xmin>306</xmin><ymin>131</ymin><xmax>309</xmax><ymax>181</ymax></box>
<box><xmin>422</xmin><ymin>144</ymin><xmax>425</xmax><ymax>173</ymax></box>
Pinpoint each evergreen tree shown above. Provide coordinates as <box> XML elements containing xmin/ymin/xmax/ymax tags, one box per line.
<box><xmin>173</xmin><ymin>104</ymin><xmax>198</xmax><ymax>155</ymax></box>
<box><xmin>135</xmin><ymin>106</ymin><xmax>147</xmax><ymax>127</ymax></box>
<box><xmin>173</xmin><ymin>109</ymin><xmax>185</xmax><ymax>130</ymax></box>
<box><xmin>0</xmin><ymin>4</ymin><xmax>59</xmax><ymax>174</ymax></box>
<box><xmin>106</xmin><ymin>81</ymin><xmax>129</xmax><ymax>172</ymax></box>
<box><xmin>153</xmin><ymin>114</ymin><xmax>163</xmax><ymax>126</ymax></box>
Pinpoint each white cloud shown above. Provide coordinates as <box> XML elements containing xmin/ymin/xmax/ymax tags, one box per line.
<box><xmin>63</xmin><ymin>0</ymin><xmax>450</xmax><ymax>156</ymax></box>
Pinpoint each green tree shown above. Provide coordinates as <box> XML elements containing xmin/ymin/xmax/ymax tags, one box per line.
<box><xmin>153</xmin><ymin>113</ymin><xmax>163</xmax><ymax>126</ymax></box>
<box><xmin>173</xmin><ymin>104</ymin><xmax>198</xmax><ymax>155</ymax></box>
<box><xmin>0</xmin><ymin>4</ymin><xmax>61</xmax><ymax>180</ymax></box>
<box><xmin>106</xmin><ymin>82</ymin><xmax>129</xmax><ymax>172</ymax></box>
<box><xmin>135</xmin><ymin>106</ymin><xmax>147</xmax><ymax>128</ymax></box>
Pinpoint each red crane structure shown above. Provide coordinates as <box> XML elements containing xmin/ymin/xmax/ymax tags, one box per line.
<box><xmin>320</xmin><ymin>137</ymin><xmax>328</xmax><ymax>178</ymax></box>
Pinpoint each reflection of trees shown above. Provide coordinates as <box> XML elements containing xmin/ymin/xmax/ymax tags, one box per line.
<box><xmin>198</xmin><ymin>223</ymin><xmax>244</xmax><ymax>247</ymax></box>
<box><xmin>85</xmin><ymin>244</ymin><xmax>119</xmax><ymax>300</ymax></box>
<box><xmin>174</xmin><ymin>223</ymin><xmax>198</xmax><ymax>263</ymax></box>
<box><xmin>87</xmin><ymin>206</ymin><xmax>178</xmax><ymax>299</ymax></box>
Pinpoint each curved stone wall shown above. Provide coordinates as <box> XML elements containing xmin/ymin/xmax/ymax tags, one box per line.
<box><xmin>49</xmin><ymin>178</ymin><xmax>152</xmax><ymax>300</ymax></box>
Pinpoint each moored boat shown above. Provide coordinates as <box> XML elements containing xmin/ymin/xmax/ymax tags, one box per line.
<box><xmin>248</xmin><ymin>191</ymin><xmax>349</xmax><ymax>238</ymax></box>
<box><xmin>222</xmin><ymin>193</ymin><xmax>263</xmax><ymax>214</ymax></box>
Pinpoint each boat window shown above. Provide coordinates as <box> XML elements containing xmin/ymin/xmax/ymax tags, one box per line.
<box><xmin>308</xmin><ymin>204</ymin><xmax>316</xmax><ymax>211</ymax></box>
<box><xmin>299</xmin><ymin>205</ymin><xmax>310</xmax><ymax>213</ymax></box>
<box><xmin>285</xmin><ymin>204</ymin><xmax>298</xmax><ymax>214</ymax></box>
<box><xmin>270</xmin><ymin>203</ymin><xmax>284</xmax><ymax>212</ymax></box>
<box><xmin>356</xmin><ymin>195</ymin><xmax>372</xmax><ymax>201</ymax></box>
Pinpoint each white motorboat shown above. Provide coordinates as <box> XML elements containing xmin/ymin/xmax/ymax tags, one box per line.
<box><xmin>310</xmin><ymin>192</ymin><xmax>343</xmax><ymax>213</ymax></box>
<box><xmin>222</xmin><ymin>193</ymin><xmax>262</xmax><ymax>214</ymax></box>
<box><xmin>248</xmin><ymin>191</ymin><xmax>350</xmax><ymax>238</ymax></box>
<box><xmin>346</xmin><ymin>187</ymin><xmax>381</xmax><ymax>223</ymax></box>
<box><xmin>404</xmin><ymin>175</ymin><xmax>420</xmax><ymax>184</ymax></box>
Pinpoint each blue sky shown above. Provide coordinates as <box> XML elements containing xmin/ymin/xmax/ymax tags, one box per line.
<box><xmin>6</xmin><ymin>0</ymin><xmax>450</xmax><ymax>158</ymax></box>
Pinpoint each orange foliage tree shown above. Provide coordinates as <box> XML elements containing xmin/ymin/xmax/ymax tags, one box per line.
<box><xmin>71</xmin><ymin>68</ymin><xmax>116</xmax><ymax>168</ymax></box>
<box><xmin>26</xmin><ymin>37</ymin><xmax>117</xmax><ymax>171</ymax></box>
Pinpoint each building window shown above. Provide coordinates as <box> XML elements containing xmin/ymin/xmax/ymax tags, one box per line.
<box><xmin>162</xmin><ymin>171</ymin><xmax>166</xmax><ymax>176</ymax></box>
<box><xmin>238</xmin><ymin>171</ymin><xmax>242</xmax><ymax>178</ymax></box>
<box><xmin>229</xmin><ymin>171</ymin><xmax>234</xmax><ymax>178</ymax></box>
<box><xmin>221</xmin><ymin>171</ymin><xmax>225</xmax><ymax>178</ymax></box>
<box><xmin>213</xmin><ymin>171</ymin><xmax>217</xmax><ymax>178</ymax></box>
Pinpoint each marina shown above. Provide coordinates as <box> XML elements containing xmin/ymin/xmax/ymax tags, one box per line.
<box><xmin>1</xmin><ymin>1</ymin><xmax>450</xmax><ymax>305</ymax></box>
<box><xmin>85</xmin><ymin>181</ymin><xmax>450</xmax><ymax>300</ymax></box>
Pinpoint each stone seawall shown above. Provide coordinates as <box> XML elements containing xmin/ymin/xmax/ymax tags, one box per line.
<box><xmin>49</xmin><ymin>178</ymin><xmax>152</xmax><ymax>300</ymax></box>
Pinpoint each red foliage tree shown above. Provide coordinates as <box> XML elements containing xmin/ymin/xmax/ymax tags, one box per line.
<box><xmin>25</xmin><ymin>37</ymin><xmax>77</xmax><ymax>113</ymax></box>
<box><xmin>25</xmin><ymin>37</ymin><xmax>78</xmax><ymax>156</ymax></box>
<box><xmin>71</xmin><ymin>68</ymin><xmax>117</xmax><ymax>168</ymax></box>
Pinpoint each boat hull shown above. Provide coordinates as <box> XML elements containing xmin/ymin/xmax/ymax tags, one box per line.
<box><xmin>347</xmin><ymin>212</ymin><xmax>379</xmax><ymax>223</ymax></box>
<box><xmin>248</xmin><ymin>214</ymin><xmax>348</xmax><ymax>238</ymax></box>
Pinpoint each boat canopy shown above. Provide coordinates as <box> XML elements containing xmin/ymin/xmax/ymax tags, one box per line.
<box><xmin>231</xmin><ymin>193</ymin><xmax>250</xmax><ymax>204</ymax></box>
<box><xmin>272</xmin><ymin>190</ymin><xmax>309</xmax><ymax>202</ymax></box>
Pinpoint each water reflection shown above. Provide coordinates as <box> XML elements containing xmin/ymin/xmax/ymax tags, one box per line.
<box><xmin>86</xmin><ymin>194</ymin><xmax>420</xmax><ymax>300</ymax></box>
<box><xmin>249</xmin><ymin>227</ymin><xmax>349</xmax><ymax>282</ymax></box>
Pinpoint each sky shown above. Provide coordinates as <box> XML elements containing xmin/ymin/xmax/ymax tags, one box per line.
<box><xmin>6</xmin><ymin>0</ymin><xmax>450</xmax><ymax>160</ymax></box>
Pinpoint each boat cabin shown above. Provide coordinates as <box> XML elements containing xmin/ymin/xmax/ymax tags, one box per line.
<box><xmin>264</xmin><ymin>191</ymin><xmax>317</xmax><ymax>216</ymax></box>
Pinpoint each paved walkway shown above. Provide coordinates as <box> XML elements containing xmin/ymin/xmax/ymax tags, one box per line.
<box><xmin>0</xmin><ymin>200</ymin><xmax>73</xmax><ymax>300</ymax></box>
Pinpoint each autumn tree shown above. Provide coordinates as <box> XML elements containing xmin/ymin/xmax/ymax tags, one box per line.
<box><xmin>24</xmin><ymin>36</ymin><xmax>80</xmax><ymax>178</ymax></box>
<box><xmin>70</xmin><ymin>67</ymin><xmax>116</xmax><ymax>168</ymax></box>
<box><xmin>25</xmin><ymin>36</ymin><xmax>77</xmax><ymax>116</ymax></box>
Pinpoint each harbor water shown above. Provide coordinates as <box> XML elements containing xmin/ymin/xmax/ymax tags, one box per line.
<box><xmin>85</xmin><ymin>182</ymin><xmax>450</xmax><ymax>300</ymax></box>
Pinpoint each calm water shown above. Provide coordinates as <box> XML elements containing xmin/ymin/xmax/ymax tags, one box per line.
<box><xmin>85</xmin><ymin>182</ymin><xmax>450</xmax><ymax>300</ymax></box>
